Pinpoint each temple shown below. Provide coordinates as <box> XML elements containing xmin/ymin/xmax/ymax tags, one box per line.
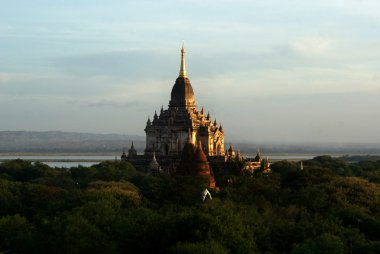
<box><xmin>144</xmin><ymin>45</ymin><xmax>225</xmax><ymax>157</ymax></box>
<box><xmin>122</xmin><ymin>45</ymin><xmax>270</xmax><ymax>187</ymax></box>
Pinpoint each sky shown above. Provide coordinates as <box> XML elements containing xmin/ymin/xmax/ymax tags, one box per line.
<box><xmin>0</xmin><ymin>0</ymin><xmax>379</xmax><ymax>143</ymax></box>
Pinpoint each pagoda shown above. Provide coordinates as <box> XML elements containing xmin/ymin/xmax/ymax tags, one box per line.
<box><xmin>144</xmin><ymin>45</ymin><xmax>225</xmax><ymax>157</ymax></box>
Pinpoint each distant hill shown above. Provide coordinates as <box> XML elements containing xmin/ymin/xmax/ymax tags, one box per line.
<box><xmin>0</xmin><ymin>131</ymin><xmax>144</xmax><ymax>154</ymax></box>
<box><xmin>1</xmin><ymin>131</ymin><xmax>380</xmax><ymax>155</ymax></box>
<box><xmin>235</xmin><ymin>142</ymin><xmax>380</xmax><ymax>156</ymax></box>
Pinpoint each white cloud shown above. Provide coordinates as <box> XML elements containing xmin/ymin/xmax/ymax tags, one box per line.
<box><xmin>1</xmin><ymin>0</ymin><xmax>379</xmax><ymax>142</ymax></box>
<box><xmin>0</xmin><ymin>73</ymin><xmax>12</xmax><ymax>83</ymax></box>
<box><xmin>320</xmin><ymin>0</ymin><xmax>380</xmax><ymax>18</ymax></box>
<box><xmin>291</xmin><ymin>37</ymin><xmax>334</xmax><ymax>55</ymax></box>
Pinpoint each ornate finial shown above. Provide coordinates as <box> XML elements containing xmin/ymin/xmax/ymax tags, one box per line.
<box><xmin>131</xmin><ymin>141</ymin><xmax>134</xmax><ymax>149</ymax></box>
<box><xmin>207</xmin><ymin>112</ymin><xmax>210</xmax><ymax>120</ymax></box>
<box><xmin>228</xmin><ymin>144</ymin><xmax>235</xmax><ymax>155</ymax></box>
<box><xmin>201</xmin><ymin>107</ymin><xmax>204</xmax><ymax>115</ymax></box>
<box><xmin>179</xmin><ymin>43</ymin><xmax>187</xmax><ymax>78</ymax></box>
<box><xmin>160</xmin><ymin>105</ymin><xmax>164</xmax><ymax>115</ymax></box>
<box><xmin>213</xmin><ymin>118</ymin><xmax>217</xmax><ymax>126</ymax></box>
<box><xmin>266</xmin><ymin>155</ymin><xmax>270</xmax><ymax>164</ymax></box>
<box><xmin>147</xmin><ymin>116</ymin><xmax>151</xmax><ymax>125</ymax></box>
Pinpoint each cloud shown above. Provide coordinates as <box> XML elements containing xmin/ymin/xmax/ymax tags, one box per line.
<box><xmin>320</xmin><ymin>0</ymin><xmax>380</xmax><ymax>19</ymax></box>
<box><xmin>69</xmin><ymin>99</ymin><xmax>140</xmax><ymax>109</ymax></box>
<box><xmin>0</xmin><ymin>73</ymin><xmax>12</xmax><ymax>82</ymax></box>
<box><xmin>291</xmin><ymin>37</ymin><xmax>334</xmax><ymax>55</ymax></box>
<box><xmin>3</xmin><ymin>39</ymin><xmax>377</xmax><ymax>104</ymax></box>
<box><xmin>54</xmin><ymin>50</ymin><xmax>177</xmax><ymax>78</ymax></box>
<box><xmin>1</xmin><ymin>0</ymin><xmax>379</xmax><ymax>142</ymax></box>
<box><xmin>50</xmin><ymin>46</ymin><xmax>315</xmax><ymax>80</ymax></box>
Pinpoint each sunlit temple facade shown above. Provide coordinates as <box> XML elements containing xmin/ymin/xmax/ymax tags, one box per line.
<box><xmin>122</xmin><ymin>46</ymin><xmax>270</xmax><ymax>182</ymax></box>
<box><xmin>144</xmin><ymin>46</ymin><xmax>225</xmax><ymax>157</ymax></box>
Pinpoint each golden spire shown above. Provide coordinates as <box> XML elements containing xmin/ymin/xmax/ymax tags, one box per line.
<box><xmin>179</xmin><ymin>43</ymin><xmax>187</xmax><ymax>78</ymax></box>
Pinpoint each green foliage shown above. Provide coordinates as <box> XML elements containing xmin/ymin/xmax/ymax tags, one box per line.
<box><xmin>291</xmin><ymin>233</ymin><xmax>346</xmax><ymax>254</ymax></box>
<box><xmin>354</xmin><ymin>160</ymin><xmax>380</xmax><ymax>183</ymax></box>
<box><xmin>0</xmin><ymin>214</ymin><xmax>33</xmax><ymax>253</ymax></box>
<box><xmin>0</xmin><ymin>158</ymin><xmax>379</xmax><ymax>253</ymax></box>
<box><xmin>70</xmin><ymin>161</ymin><xmax>138</xmax><ymax>187</ymax></box>
<box><xmin>0</xmin><ymin>159</ymin><xmax>54</xmax><ymax>181</ymax></box>
<box><xmin>0</xmin><ymin>179</ymin><xmax>21</xmax><ymax>216</ymax></box>
<box><xmin>59</xmin><ymin>213</ymin><xmax>116</xmax><ymax>254</ymax></box>
<box><xmin>91</xmin><ymin>160</ymin><xmax>138</xmax><ymax>181</ymax></box>
<box><xmin>86</xmin><ymin>180</ymin><xmax>141</xmax><ymax>207</ymax></box>
<box><xmin>170</xmin><ymin>240</ymin><xmax>228</xmax><ymax>254</ymax></box>
<box><xmin>132</xmin><ymin>174</ymin><xmax>207</xmax><ymax>206</ymax></box>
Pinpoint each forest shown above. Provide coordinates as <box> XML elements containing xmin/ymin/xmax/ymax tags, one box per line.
<box><xmin>0</xmin><ymin>156</ymin><xmax>380</xmax><ymax>253</ymax></box>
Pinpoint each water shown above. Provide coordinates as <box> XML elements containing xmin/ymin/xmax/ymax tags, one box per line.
<box><xmin>0</xmin><ymin>155</ymin><xmax>116</xmax><ymax>168</ymax></box>
<box><xmin>254</xmin><ymin>154</ymin><xmax>321</xmax><ymax>161</ymax></box>
<box><xmin>0</xmin><ymin>154</ymin><xmax>326</xmax><ymax>168</ymax></box>
<box><xmin>42</xmin><ymin>161</ymin><xmax>102</xmax><ymax>168</ymax></box>
<box><xmin>0</xmin><ymin>155</ymin><xmax>115</xmax><ymax>161</ymax></box>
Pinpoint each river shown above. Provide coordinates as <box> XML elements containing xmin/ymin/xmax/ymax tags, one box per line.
<box><xmin>0</xmin><ymin>154</ymin><xmax>329</xmax><ymax>168</ymax></box>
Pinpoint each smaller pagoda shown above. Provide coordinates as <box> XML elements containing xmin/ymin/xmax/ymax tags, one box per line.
<box><xmin>177</xmin><ymin>130</ymin><xmax>216</xmax><ymax>188</ymax></box>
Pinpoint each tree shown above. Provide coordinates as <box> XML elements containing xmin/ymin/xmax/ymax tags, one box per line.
<box><xmin>170</xmin><ymin>241</ymin><xmax>228</xmax><ymax>254</ymax></box>
<box><xmin>291</xmin><ymin>233</ymin><xmax>346</xmax><ymax>254</ymax></box>
<box><xmin>0</xmin><ymin>214</ymin><xmax>33</xmax><ymax>253</ymax></box>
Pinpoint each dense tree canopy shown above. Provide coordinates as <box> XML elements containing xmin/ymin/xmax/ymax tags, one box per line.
<box><xmin>0</xmin><ymin>156</ymin><xmax>379</xmax><ymax>253</ymax></box>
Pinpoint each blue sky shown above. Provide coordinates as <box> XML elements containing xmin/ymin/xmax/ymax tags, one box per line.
<box><xmin>0</xmin><ymin>0</ymin><xmax>379</xmax><ymax>143</ymax></box>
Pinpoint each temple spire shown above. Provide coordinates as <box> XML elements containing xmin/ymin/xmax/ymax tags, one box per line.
<box><xmin>179</xmin><ymin>43</ymin><xmax>187</xmax><ymax>78</ymax></box>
